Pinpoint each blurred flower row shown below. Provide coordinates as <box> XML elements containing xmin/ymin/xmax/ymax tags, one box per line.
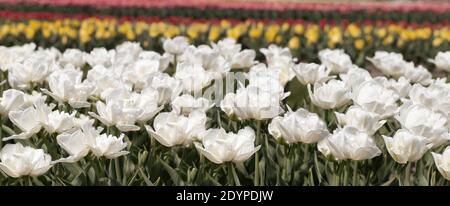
<box><xmin>0</xmin><ymin>18</ymin><xmax>448</xmax><ymax>67</ymax></box>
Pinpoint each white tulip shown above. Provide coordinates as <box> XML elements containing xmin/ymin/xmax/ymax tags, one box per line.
<box><xmin>429</xmin><ymin>51</ymin><xmax>450</xmax><ymax>72</ymax></box>
<box><xmin>179</xmin><ymin>45</ymin><xmax>231</xmax><ymax>78</ymax></box>
<box><xmin>55</xmin><ymin>130</ymin><xmax>91</xmax><ymax>163</ymax></box>
<box><xmin>90</xmin><ymin>133</ymin><xmax>129</xmax><ymax>159</ymax></box>
<box><xmin>60</xmin><ymin>49</ymin><xmax>86</xmax><ymax>68</ymax></box>
<box><xmin>172</xmin><ymin>94</ymin><xmax>211</xmax><ymax>115</ymax></box>
<box><xmin>367</xmin><ymin>51</ymin><xmax>406</xmax><ymax>78</ymax></box>
<box><xmin>340</xmin><ymin>66</ymin><xmax>372</xmax><ymax>90</ymax></box>
<box><xmin>144</xmin><ymin>72</ymin><xmax>183</xmax><ymax>105</ymax></box>
<box><xmin>352</xmin><ymin>79</ymin><xmax>399</xmax><ymax>118</ymax></box>
<box><xmin>84</xmin><ymin>48</ymin><xmax>115</xmax><ymax>67</ymax></box>
<box><xmin>260</xmin><ymin>45</ymin><xmax>296</xmax><ymax>85</ymax></box>
<box><xmin>374</xmin><ymin>76</ymin><xmax>411</xmax><ymax>98</ymax></box>
<box><xmin>7</xmin><ymin>54</ymin><xmax>55</xmax><ymax>89</ymax></box>
<box><xmin>195</xmin><ymin>127</ymin><xmax>261</xmax><ymax>164</ymax></box>
<box><xmin>175</xmin><ymin>62</ymin><xmax>213</xmax><ymax>93</ymax></box>
<box><xmin>0</xmin><ymin>143</ymin><xmax>52</xmax><ymax>177</ymax></box>
<box><xmin>163</xmin><ymin>36</ymin><xmax>189</xmax><ymax>55</ymax></box>
<box><xmin>268</xmin><ymin>107</ymin><xmax>329</xmax><ymax>144</ymax></box>
<box><xmin>220</xmin><ymin>85</ymin><xmax>285</xmax><ymax>120</ymax></box>
<box><xmin>212</xmin><ymin>38</ymin><xmax>255</xmax><ymax>69</ymax></box>
<box><xmin>0</xmin><ymin>89</ymin><xmax>26</xmax><ymax>115</ymax></box>
<box><xmin>292</xmin><ymin>63</ymin><xmax>333</xmax><ymax>85</ymax></box>
<box><xmin>145</xmin><ymin>111</ymin><xmax>206</xmax><ymax>147</ymax></box>
<box><xmin>247</xmin><ymin>64</ymin><xmax>290</xmax><ymax>99</ymax></box>
<box><xmin>42</xmin><ymin>65</ymin><xmax>94</xmax><ymax>108</ymax></box>
<box><xmin>260</xmin><ymin>44</ymin><xmax>292</xmax><ymax>64</ymax></box>
<box><xmin>408</xmin><ymin>83</ymin><xmax>448</xmax><ymax>112</ymax></box>
<box><xmin>308</xmin><ymin>79</ymin><xmax>352</xmax><ymax>109</ymax></box>
<box><xmin>3</xmin><ymin>100</ymin><xmax>54</xmax><ymax>141</ymax></box>
<box><xmin>133</xmin><ymin>88</ymin><xmax>164</xmax><ymax>123</ymax></box>
<box><xmin>335</xmin><ymin>106</ymin><xmax>386</xmax><ymax>135</ymax></box>
<box><xmin>42</xmin><ymin>110</ymin><xmax>78</xmax><ymax>134</ymax></box>
<box><xmin>89</xmin><ymin>100</ymin><xmax>141</xmax><ymax>132</ymax></box>
<box><xmin>383</xmin><ymin>129</ymin><xmax>429</xmax><ymax>164</ymax></box>
<box><xmin>432</xmin><ymin>146</ymin><xmax>450</xmax><ymax>180</ymax></box>
<box><xmin>138</xmin><ymin>51</ymin><xmax>171</xmax><ymax>72</ymax></box>
<box><xmin>395</xmin><ymin>101</ymin><xmax>450</xmax><ymax>148</ymax></box>
<box><xmin>123</xmin><ymin>59</ymin><xmax>161</xmax><ymax>90</ymax></box>
<box><xmin>115</xmin><ymin>42</ymin><xmax>142</xmax><ymax>63</ymax></box>
<box><xmin>318</xmin><ymin>49</ymin><xmax>353</xmax><ymax>74</ymax></box>
<box><xmin>86</xmin><ymin>65</ymin><xmax>132</xmax><ymax>98</ymax></box>
<box><xmin>318</xmin><ymin>126</ymin><xmax>381</xmax><ymax>161</ymax></box>
<box><xmin>403</xmin><ymin>65</ymin><xmax>432</xmax><ymax>86</ymax></box>
<box><xmin>0</xmin><ymin>43</ymin><xmax>36</xmax><ymax>71</ymax></box>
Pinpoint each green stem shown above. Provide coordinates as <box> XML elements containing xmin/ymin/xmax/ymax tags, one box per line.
<box><xmin>352</xmin><ymin>161</ymin><xmax>358</xmax><ymax>186</ymax></box>
<box><xmin>254</xmin><ymin>120</ymin><xmax>261</xmax><ymax>186</ymax></box>
<box><xmin>0</xmin><ymin>116</ymin><xmax>3</xmax><ymax>148</ymax></box>
<box><xmin>115</xmin><ymin>158</ymin><xmax>122</xmax><ymax>185</ymax></box>
<box><xmin>404</xmin><ymin>162</ymin><xmax>411</xmax><ymax>186</ymax></box>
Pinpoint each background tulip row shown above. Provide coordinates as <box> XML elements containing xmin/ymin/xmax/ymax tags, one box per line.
<box><xmin>0</xmin><ymin>17</ymin><xmax>448</xmax><ymax>72</ymax></box>
<box><xmin>0</xmin><ymin>1</ymin><xmax>449</xmax><ymax>23</ymax></box>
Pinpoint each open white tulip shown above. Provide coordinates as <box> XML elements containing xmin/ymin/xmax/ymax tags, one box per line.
<box><xmin>432</xmin><ymin>146</ymin><xmax>450</xmax><ymax>180</ymax></box>
<box><xmin>260</xmin><ymin>45</ymin><xmax>296</xmax><ymax>85</ymax></box>
<box><xmin>308</xmin><ymin>79</ymin><xmax>351</xmax><ymax>109</ymax></box>
<box><xmin>429</xmin><ymin>51</ymin><xmax>450</xmax><ymax>72</ymax></box>
<box><xmin>3</xmin><ymin>100</ymin><xmax>54</xmax><ymax>141</ymax></box>
<box><xmin>43</xmin><ymin>65</ymin><xmax>92</xmax><ymax>108</ymax></box>
<box><xmin>55</xmin><ymin>130</ymin><xmax>92</xmax><ymax>163</ymax></box>
<box><xmin>269</xmin><ymin>107</ymin><xmax>329</xmax><ymax>144</ymax></box>
<box><xmin>144</xmin><ymin>72</ymin><xmax>183</xmax><ymax>105</ymax></box>
<box><xmin>383</xmin><ymin>129</ymin><xmax>429</xmax><ymax>164</ymax></box>
<box><xmin>179</xmin><ymin>45</ymin><xmax>231</xmax><ymax>78</ymax></box>
<box><xmin>395</xmin><ymin>101</ymin><xmax>450</xmax><ymax>148</ymax></box>
<box><xmin>163</xmin><ymin>36</ymin><xmax>189</xmax><ymax>55</ymax></box>
<box><xmin>374</xmin><ymin>76</ymin><xmax>411</xmax><ymax>98</ymax></box>
<box><xmin>145</xmin><ymin>110</ymin><xmax>207</xmax><ymax>147</ymax></box>
<box><xmin>340</xmin><ymin>66</ymin><xmax>372</xmax><ymax>90</ymax></box>
<box><xmin>7</xmin><ymin>53</ymin><xmax>55</xmax><ymax>89</ymax></box>
<box><xmin>84</xmin><ymin>47</ymin><xmax>115</xmax><ymax>67</ymax></box>
<box><xmin>318</xmin><ymin>126</ymin><xmax>381</xmax><ymax>161</ymax></box>
<box><xmin>0</xmin><ymin>89</ymin><xmax>26</xmax><ymax>115</ymax></box>
<box><xmin>352</xmin><ymin>79</ymin><xmax>399</xmax><ymax>118</ymax></box>
<box><xmin>60</xmin><ymin>48</ymin><xmax>86</xmax><ymax>68</ymax></box>
<box><xmin>0</xmin><ymin>143</ymin><xmax>52</xmax><ymax>177</ymax></box>
<box><xmin>220</xmin><ymin>85</ymin><xmax>285</xmax><ymax>120</ymax></box>
<box><xmin>335</xmin><ymin>105</ymin><xmax>386</xmax><ymax>135</ymax></box>
<box><xmin>403</xmin><ymin>65</ymin><xmax>432</xmax><ymax>86</ymax></box>
<box><xmin>212</xmin><ymin>38</ymin><xmax>255</xmax><ymax>69</ymax></box>
<box><xmin>367</xmin><ymin>51</ymin><xmax>406</xmax><ymax>78</ymax></box>
<box><xmin>41</xmin><ymin>110</ymin><xmax>78</xmax><ymax>134</ymax></box>
<box><xmin>292</xmin><ymin>63</ymin><xmax>333</xmax><ymax>85</ymax></box>
<box><xmin>90</xmin><ymin>133</ymin><xmax>129</xmax><ymax>159</ymax></box>
<box><xmin>318</xmin><ymin>49</ymin><xmax>353</xmax><ymax>74</ymax></box>
<box><xmin>175</xmin><ymin>62</ymin><xmax>213</xmax><ymax>93</ymax></box>
<box><xmin>89</xmin><ymin>100</ymin><xmax>141</xmax><ymax>132</ymax></box>
<box><xmin>171</xmin><ymin>94</ymin><xmax>211</xmax><ymax>115</ymax></box>
<box><xmin>195</xmin><ymin>127</ymin><xmax>261</xmax><ymax>164</ymax></box>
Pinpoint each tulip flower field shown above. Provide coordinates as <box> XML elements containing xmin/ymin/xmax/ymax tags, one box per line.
<box><xmin>0</xmin><ymin>1</ymin><xmax>450</xmax><ymax>186</ymax></box>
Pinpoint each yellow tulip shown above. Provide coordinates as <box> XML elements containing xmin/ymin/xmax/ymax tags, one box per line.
<box><xmin>305</xmin><ymin>25</ymin><xmax>319</xmax><ymax>44</ymax></box>
<box><xmin>433</xmin><ymin>38</ymin><xmax>443</xmax><ymax>47</ymax></box>
<box><xmin>293</xmin><ymin>24</ymin><xmax>304</xmax><ymax>34</ymax></box>
<box><xmin>249</xmin><ymin>26</ymin><xmax>263</xmax><ymax>39</ymax></box>
<box><xmin>354</xmin><ymin>39</ymin><xmax>365</xmax><ymax>50</ymax></box>
<box><xmin>208</xmin><ymin>26</ymin><xmax>221</xmax><ymax>42</ymax></box>
<box><xmin>288</xmin><ymin>36</ymin><xmax>300</xmax><ymax>49</ymax></box>
<box><xmin>347</xmin><ymin>23</ymin><xmax>361</xmax><ymax>38</ymax></box>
